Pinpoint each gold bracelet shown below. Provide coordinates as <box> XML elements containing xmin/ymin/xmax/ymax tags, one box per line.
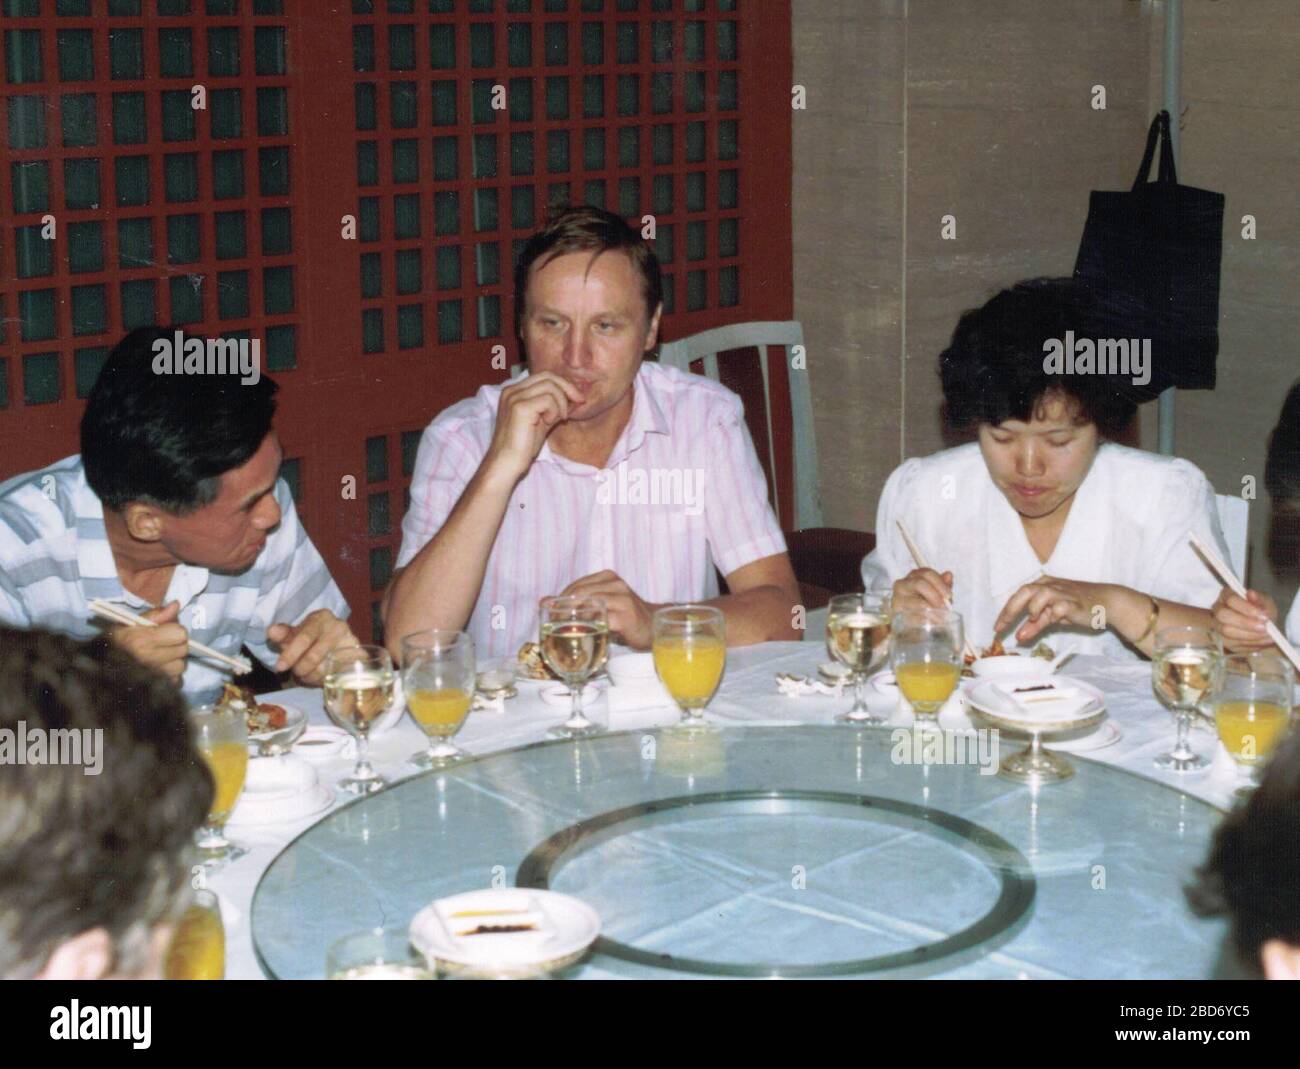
<box><xmin>1134</xmin><ymin>595</ymin><xmax>1160</xmax><ymax>645</ymax></box>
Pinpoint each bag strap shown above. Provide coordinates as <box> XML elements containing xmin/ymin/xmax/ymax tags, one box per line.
<box><xmin>1133</xmin><ymin>110</ymin><xmax>1178</xmax><ymax>189</ymax></box>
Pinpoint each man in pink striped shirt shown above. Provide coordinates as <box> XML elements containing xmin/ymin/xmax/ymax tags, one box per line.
<box><xmin>384</xmin><ymin>206</ymin><xmax>800</xmax><ymax>660</ymax></box>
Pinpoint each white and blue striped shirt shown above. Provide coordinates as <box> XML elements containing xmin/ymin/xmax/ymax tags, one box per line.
<box><xmin>0</xmin><ymin>455</ymin><xmax>350</xmax><ymax>703</ymax></box>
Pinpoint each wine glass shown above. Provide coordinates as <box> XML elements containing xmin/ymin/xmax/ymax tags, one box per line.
<box><xmin>1209</xmin><ymin>651</ymin><xmax>1294</xmax><ymax>798</ymax></box>
<box><xmin>826</xmin><ymin>591</ymin><xmax>891</xmax><ymax>725</ymax></box>
<box><xmin>165</xmin><ymin>889</ymin><xmax>225</xmax><ymax>980</ymax></box>
<box><xmin>1151</xmin><ymin>626</ymin><xmax>1222</xmax><ymax>772</ymax></box>
<box><xmin>889</xmin><ymin>607</ymin><xmax>964</xmax><ymax>726</ymax></box>
<box><xmin>323</xmin><ymin>645</ymin><xmax>396</xmax><ymax>794</ymax></box>
<box><xmin>539</xmin><ymin>595</ymin><xmax>610</xmax><ymax>738</ymax></box>
<box><xmin>652</xmin><ymin>605</ymin><xmax>726</xmax><ymax>726</ymax></box>
<box><xmin>402</xmin><ymin>630</ymin><xmax>475</xmax><ymax>768</ymax></box>
<box><xmin>190</xmin><ymin>704</ymin><xmax>248</xmax><ymax>867</ymax></box>
<box><xmin>327</xmin><ymin>927</ymin><xmax>434</xmax><ymax>980</ymax></box>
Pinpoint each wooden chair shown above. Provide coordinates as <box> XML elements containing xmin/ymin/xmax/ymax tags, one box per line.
<box><xmin>657</xmin><ymin>321</ymin><xmax>875</xmax><ymax>614</ymax></box>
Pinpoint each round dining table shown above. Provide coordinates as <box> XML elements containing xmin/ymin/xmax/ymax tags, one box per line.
<box><xmin>209</xmin><ymin>641</ymin><xmax>1242</xmax><ymax>980</ymax></box>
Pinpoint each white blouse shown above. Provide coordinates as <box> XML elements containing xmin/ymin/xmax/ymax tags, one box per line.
<box><xmin>861</xmin><ymin>442</ymin><xmax>1232</xmax><ymax>661</ymax></box>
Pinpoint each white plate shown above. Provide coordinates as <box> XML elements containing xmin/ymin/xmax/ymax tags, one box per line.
<box><xmin>1045</xmin><ymin>719</ymin><xmax>1123</xmax><ymax>753</ymax></box>
<box><xmin>967</xmin><ymin>676</ymin><xmax>1106</xmax><ymax>727</ymax></box>
<box><xmin>227</xmin><ymin>784</ymin><xmax>334</xmax><ymax>827</ymax></box>
<box><xmin>410</xmin><ymin>889</ymin><xmax>600</xmax><ymax>975</ymax></box>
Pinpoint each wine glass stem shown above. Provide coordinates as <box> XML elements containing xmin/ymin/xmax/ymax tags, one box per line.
<box><xmin>569</xmin><ymin>681</ymin><xmax>586</xmax><ymax>726</ymax></box>
<box><xmin>1174</xmin><ymin>708</ymin><xmax>1192</xmax><ymax>757</ymax></box>
<box><xmin>852</xmin><ymin>674</ymin><xmax>867</xmax><ymax>713</ymax></box>
<box><xmin>355</xmin><ymin>731</ymin><xmax>374</xmax><ymax>778</ymax></box>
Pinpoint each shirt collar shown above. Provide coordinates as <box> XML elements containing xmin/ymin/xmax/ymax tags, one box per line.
<box><xmin>985</xmin><ymin>445</ymin><xmax>1109</xmax><ymax>599</ymax></box>
<box><xmin>536</xmin><ymin>363</ymin><xmax>670</xmax><ymax>472</ymax></box>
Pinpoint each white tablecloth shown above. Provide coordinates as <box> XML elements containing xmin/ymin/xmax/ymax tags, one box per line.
<box><xmin>209</xmin><ymin>643</ymin><xmax>1243</xmax><ymax>979</ymax></box>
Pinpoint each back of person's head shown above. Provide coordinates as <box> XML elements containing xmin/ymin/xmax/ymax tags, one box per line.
<box><xmin>1188</xmin><ymin>727</ymin><xmax>1300</xmax><ymax>979</ymax></box>
<box><xmin>1265</xmin><ymin>380</ymin><xmax>1300</xmax><ymax>510</ymax></box>
<box><xmin>513</xmin><ymin>204</ymin><xmax>663</xmax><ymax>335</ymax></box>
<box><xmin>80</xmin><ymin>326</ymin><xmax>278</xmax><ymax>514</ymax></box>
<box><xmin>0</xmin><ymin>627</ymin><xmax>211</xmax><ymax>979</ymax></box>
<box><xmin>939</xmin><ymin>277</ymin><xmax>1138</xmax><ymax>439</ymax></box>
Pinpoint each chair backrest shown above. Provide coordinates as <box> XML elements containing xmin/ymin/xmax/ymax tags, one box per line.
<box><xmin>1215</xmin><ymin>493</ymin><xmax>1249</xmax><ymax>582</ymax></box>
<box><xmin>658</xmin><ymin>321</ymin><xmax>823</xmax><ymax>530</ymax></box>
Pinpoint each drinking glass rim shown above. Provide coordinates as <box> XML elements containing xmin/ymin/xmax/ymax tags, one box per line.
<box><xmin>1220</xmin><ymin>649</ymin><xmax>1296</xmax><ymax>679</ymax></box>
<box><xmin>828</xmin><ymin>592</ymin><xmax>890</xmax><ymax>610</ymax></box>
<box><xmin>1154</xmin><ymin>625</ymin><xmax>1221</xmax><ymax>649</ymax></box>
<box><xmin>189</xmin><ymin>704</ymin><xmax>248</xmax><ymax>740</ymax></box>
<box><xmin>889</xmin><ymin>605</ymin><xmax>962</xmax><ymax>625</ymax></box>
<box><xmin>326</xmin><ymin>926</ymin><xmax>423</xmax><ymax>971</ymax></box>
<box><xmin>539</xmin><ymin>594</ymin><xmax>608</xmax><ymax>613</ymax></box>
<box><xmin>323</xmin><ymin>644</ymin><xmax>392</xmax><ymax>669</ymax></box>
<box><xmin>653</xmin><ymin>603</ymin><xmax>724</xmax><ymax>624</ymax></box>
<box><xmin>400</xmin><ymin>629</ymin><xmax>473</xmax><ymax>655</ymax></box>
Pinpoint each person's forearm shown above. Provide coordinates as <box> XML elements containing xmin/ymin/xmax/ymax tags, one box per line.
<box><xmin>701</xmin><ymin>583</ymin><xmax>802</xmax><ymax>647</ymax></box>
<box><xmin>381</xmin><ymin>462</ymin><xmax>518</xmax><ymax>658</ymax></box>
<box><xmin>1102</xmin><ymin>585</ymin><xmax>1213</xmax><ymax>658</ymax></box>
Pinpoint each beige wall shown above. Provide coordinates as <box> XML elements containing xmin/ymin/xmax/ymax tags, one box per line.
<box><xmin>793</xmin><ymin>0</ymin><xmax>1299</xmax><ymax>609</ymax></box>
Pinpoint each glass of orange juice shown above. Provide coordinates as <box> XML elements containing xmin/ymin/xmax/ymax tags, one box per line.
<box><xmin>401</xmin><ymin>630</ymin><xmax>476</xmax><ymax>768</ymax></box>
<box><xmin>190</xmin><ymin>704</ymin><xmax>249</xmax><ymax>866</ymax></box>
<box><xmin>1209</xmin><ymin>651</ymin><xmax>1294</xmax><ymax>798</ymax></box>
<box><xmin>889</xmin><ymin>607</ymin><xmax>964</xmax><ymax>725</ymax></box>
<box><xmin>165</xmin><ymin>889</ymin><xmax>225</xmax><ymax>980</ymax></box>
<box><xmin>653</xmin><ymin>605</ymin><xmax>726</xmax><ymax>726</ymax></box>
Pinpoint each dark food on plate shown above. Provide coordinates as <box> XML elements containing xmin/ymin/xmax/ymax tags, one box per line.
<box><xmin>217</xmin><ymin>682</ymin><xmax>288</xmax><ymax>734</ymax></box>
<box><xmin>460</xmin><ymin>924</ymin><xmax>538</xmax><ymax>936</ymax></box>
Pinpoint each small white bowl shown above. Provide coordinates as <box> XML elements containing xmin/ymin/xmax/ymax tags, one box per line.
<box><xmin>971</xmin><ymin>655</ymin><xmax>1054</xmax><ymax>680</ymax></box>
<box><xmin>607</xmin><ymin>651</ymin><xmax>658</xmax><ymax>686</ymax></box>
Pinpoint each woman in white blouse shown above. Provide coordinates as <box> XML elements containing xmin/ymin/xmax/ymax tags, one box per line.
<box><xmin>862</xmin><ymin>278</ymin><xmax>1229</xmax><ymax>661</ymax></box>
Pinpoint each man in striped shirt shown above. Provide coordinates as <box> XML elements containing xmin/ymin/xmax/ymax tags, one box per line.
<box><xmin>384</xmin><ymin>206</ymin><xmax>801</xmax><ymax>660</ymax></box>
<box><xmin>0</xmin><ymin>327</ymin><xmax>355</xmax><ymax>704</ymax></box>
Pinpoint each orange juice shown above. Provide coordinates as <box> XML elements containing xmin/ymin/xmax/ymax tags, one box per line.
<box><xmin>165</xmin><ymin>903</ymin><xmax>225</xmax><ymax>980</ymax></box>
<box><xmin>408</xmin><ymin>687</ymin><xmax>473</xmax><ymax>737</ymax></box>
<box><xmin>653</xmin><ymin>635</ymin><xmax>725</xmax><ymax>709</ymax></box>
<box><xmin>1214</xmin><ymin>700</ymin><xmax>1290</xmax><ymax>765</ymax></box>
<box><xmin>896</xmin><ymin>661</ymin><xmax>960</xmax><ymax>715</ymax></box>
<box><xmin>201</xmin><ymin>741</ymin><xmax>248</xmax><ymax>822</ymax></box>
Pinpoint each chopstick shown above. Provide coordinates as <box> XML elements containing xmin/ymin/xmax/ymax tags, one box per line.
<box><xmin>88</xmin><ymin>598</ymin><xmax>252</xmax><ymax>675</ymax></box>
<box><xmin>1188</xmin><ymin>534</ymin><xmax>1300</xmax><ymax>675</ymax></box>
<box><xmin>895</xmin><ymin>520</ymin><xmax>980</xmax><ymax>660</ymax></box>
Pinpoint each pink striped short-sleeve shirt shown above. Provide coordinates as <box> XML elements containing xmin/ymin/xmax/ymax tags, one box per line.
<box><xmin>396</xmin><ymin>362</ymin><xmax>787</xmax><ymax>658</ymax></box>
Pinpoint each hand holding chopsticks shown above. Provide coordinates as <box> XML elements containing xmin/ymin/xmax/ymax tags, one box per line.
<box><xmin>89</xmin><ymin>598</ymin><xmax>252</xmax><ymax>676</ymax></box>
<box><xmin>1189</xmin><ymin>534</ymin><xmax>1300</xmax><ymax>675</ymax></box>
<box><xmin>895</xmin><ymin>520</ymin><xmax>980</xmax><ymax>661</ymax></box>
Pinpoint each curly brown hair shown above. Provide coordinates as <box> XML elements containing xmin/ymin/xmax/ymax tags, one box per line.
<box><xmin>0</xmin><ymin>627</ymin><xmax>212</xmax><ymax>978</ymax></box>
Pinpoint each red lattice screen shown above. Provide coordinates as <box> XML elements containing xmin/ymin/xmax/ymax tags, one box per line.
<box><xmin>0</xmin><ymin>0</ymin><xmax>792</xmax><ymax>644</ymax></box>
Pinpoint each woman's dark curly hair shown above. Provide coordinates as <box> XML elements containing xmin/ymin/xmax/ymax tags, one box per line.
<box><xmin>940</xmin><ymin>277</ymin><xmax>1139</xmax><ymax>438</ymax></box>
<box><xmin>1186</xmin><ymin>726</ymin><xmax>1300</xmax><ymax>968</ymax></box>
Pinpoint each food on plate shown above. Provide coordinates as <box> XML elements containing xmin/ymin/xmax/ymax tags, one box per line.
<box><xmin>517</xmin><ymin>641</ymin><xmax>560</xmax><ymax>681</ymax></box>
<box><xmin>961</xmin><ymin>639</ymin><xmax>1055</xmax><ymax>677</ymax></box>
<box><xmin>216</xmin><ymin>682</ymin><xmax>288</xmax><ymax>734</ymax></box>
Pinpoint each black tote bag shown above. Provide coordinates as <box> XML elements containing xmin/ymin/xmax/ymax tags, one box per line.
<box><xmin>1073</xmin><ymin>110</ymin><xmax>1224</xmax><ymax>401</ymax></box>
